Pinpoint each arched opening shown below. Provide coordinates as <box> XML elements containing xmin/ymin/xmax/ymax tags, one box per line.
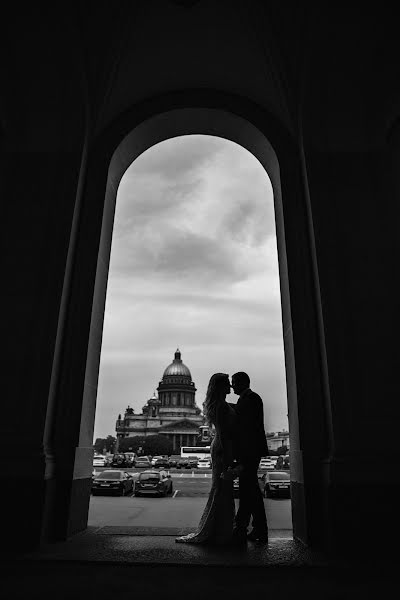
<box><xmin>92</xmin><ymin>134</ymin><xmax>291</xmax><ymax>534</ymax></box>
<box><xmin>86</xmin><ymin>107</ymin><xmax>304</xmax><ymax>540</ymax></box>
<box><xmin>45</xmin><ymin>95</ymin><xmax>332</xmax><ymax>551</ymax></box>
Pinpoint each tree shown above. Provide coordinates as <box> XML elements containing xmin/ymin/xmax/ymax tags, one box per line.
<box><xmin>94</xmin><ymin>435</ymin><xmax>116</xmax><ymax>454</ymax></box>
<box><xmin>119</xmin><ymin>435</ymin><xmax>173</xmax><ymax>456</ymax></box>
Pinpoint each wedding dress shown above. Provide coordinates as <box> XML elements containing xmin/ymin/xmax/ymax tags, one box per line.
<box><xmin>175</xmin><ymin>402</ymin><xmax>237</xmax><ymax>545</ymax></box>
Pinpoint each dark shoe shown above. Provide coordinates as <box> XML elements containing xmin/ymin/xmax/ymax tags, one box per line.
<box><xmin>247</xmin><ymin>529</ymin><xmax>269</xmax><ymax>543</ymax></box>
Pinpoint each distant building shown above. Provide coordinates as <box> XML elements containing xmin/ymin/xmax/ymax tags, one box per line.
<box><xmin>115</xmin><ymin>349</ymin><xmax>204</xmax><ymax>452</ymax></box>
<box><xmin>267</xmin><ymin>430</ymin><xmax>290</xmax><ymax>452</ymax></box>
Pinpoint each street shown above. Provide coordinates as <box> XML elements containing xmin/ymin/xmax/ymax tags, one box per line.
<box><xmin>89</xmin><ymin>468</ymin><xmax>292</xmax><ymax>531</ymax></box>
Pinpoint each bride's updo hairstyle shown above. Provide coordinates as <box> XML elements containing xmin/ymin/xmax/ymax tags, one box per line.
<box><xmin>203</xmin><ymin>373</ymin><xmax>230</xmax><ymax>426</ymax></box>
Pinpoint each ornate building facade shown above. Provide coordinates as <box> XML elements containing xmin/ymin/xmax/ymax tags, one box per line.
<box><xmin>115</xmin><ymin>349</ymin><xmax>205</xmax><ymax>452</ymax></box>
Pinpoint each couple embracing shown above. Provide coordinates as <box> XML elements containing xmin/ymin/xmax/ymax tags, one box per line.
<box><xmin>176</xmin><ymin>372</ymin><xmax>269</xmax><ymax>546</ymax></box>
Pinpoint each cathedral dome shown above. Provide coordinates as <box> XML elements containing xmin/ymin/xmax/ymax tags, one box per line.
<box><xmin>163</xmin><ymin>349</ymin><xmax>192</xmax><ymax>378</ymax></box>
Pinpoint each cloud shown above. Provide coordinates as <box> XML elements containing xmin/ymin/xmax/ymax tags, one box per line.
<box><xmin>110</xmin><ymin>225</ymin><xmax>261</xmax><ymax>285</ymax></box>
<box><xmin>115</xmin><ymin>177</ymin><xmax>203</xmax><ymax>229</ymax></box>
<box><xmin>110</xmin><ymin>135</ymin><xmax>276</xmax><ymax>286</ymax></box>
<box><xmin>124</xmin><ymin>135</ymin><xmax>225</xmax><ymax>181</ymax></box>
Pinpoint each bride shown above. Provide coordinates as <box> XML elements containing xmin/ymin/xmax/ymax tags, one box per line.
<box><xmin>175</xmin><ymin>373</ymin><xmax>240</xmax><ymax>545</ymax></box>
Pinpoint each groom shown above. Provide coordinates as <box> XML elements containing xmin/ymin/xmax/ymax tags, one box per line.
<box><xmin>230</xmin><ymin>372</ymin><xmax>269</xmax><ymax>544</ymax></box>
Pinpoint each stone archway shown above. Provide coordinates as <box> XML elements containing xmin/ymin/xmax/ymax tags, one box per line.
<box><xmin>44</xmin><ymin>92</ymin><xmax>332</xmax><ymax>551</ymax></box>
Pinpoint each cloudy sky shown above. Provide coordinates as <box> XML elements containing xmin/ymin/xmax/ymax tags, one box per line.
<box><xmin>94</xmin><ymin>135</ymin><xmax>288</xmax><ymax>440</ymax></box>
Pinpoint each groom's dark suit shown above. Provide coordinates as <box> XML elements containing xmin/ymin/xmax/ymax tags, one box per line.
<box><xmin>231</xmin><ymin>388</ymin><xmax>269</xmax><ymax>536</ymax></box>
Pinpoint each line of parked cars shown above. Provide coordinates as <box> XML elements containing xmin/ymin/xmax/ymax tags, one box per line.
<box><xmin>93</xmin><ymin>453</ymin><xmax>214</xmax><ymax>469</ymax></box>
<box><xmin>94</xmin><ymin>453</ymin><xmax>288</xmax><ymax>472</ymax></box>
<box><xmin>93</xmin><ymin>453</ymin><xmax>136</xmax><ymax>468</ymax></box>
<box><xmin>91</xmin><ymin>468</ymin><xmax>173</xmax><ymax>497</ymax></box>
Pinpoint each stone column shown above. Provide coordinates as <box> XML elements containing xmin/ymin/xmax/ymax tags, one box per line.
<box><xmin>1</xmin><ymin>88</ymin><xmax>87</xmax><ymax>549</ymax></box>
<box><xmin>296</xmin><ymin>117</ymin><xmax>400</xmax><ymax>553</ymax></box>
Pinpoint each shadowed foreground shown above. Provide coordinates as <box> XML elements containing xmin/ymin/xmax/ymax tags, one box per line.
<box><xmin>2</xmin><ymin>530</ymin><xmax>395</xmax><ymax>599</ymax></box>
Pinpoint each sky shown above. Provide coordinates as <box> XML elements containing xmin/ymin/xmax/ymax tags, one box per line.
<box><xmin>94</xmin><ymin>135</ymin><xmax>288</xmax><ymax>440</ymax></box>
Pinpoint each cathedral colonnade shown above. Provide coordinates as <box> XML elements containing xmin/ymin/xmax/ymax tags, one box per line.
<box><xmin>163</xmin><ymin>434</ymin><xmax>198</xmax><ymax>452</ymax></box>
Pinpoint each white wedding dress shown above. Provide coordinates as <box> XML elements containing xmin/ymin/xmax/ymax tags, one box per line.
<box><xmin>175</xmin><ymin>403</ymin><xmax>237</xmax><ymax>545</ymax></box>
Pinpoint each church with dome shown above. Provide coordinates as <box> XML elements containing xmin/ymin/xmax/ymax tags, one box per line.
<box><xmin>115</xmin><ymin>349</ymin><xmax>206</xmax><ymax>452</ymax></box>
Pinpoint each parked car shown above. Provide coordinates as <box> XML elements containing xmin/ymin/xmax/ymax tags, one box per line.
<box><xmin>154</xmin><ymin>458</ymin><xmax>170</xmax><ymax>469</ymax></box>
<box><xmin>176</xmin><ymin>458</ymin><xmax>189</xmax><ymax>469</ymax></box>
<box><xmin>135</xmin><ymin>456</ymin><xmax>152</xmax><ymax>468</ymax></box>
<box><xmin>233</xmin><ymin>477</ymin><xmax>240</xmax><ymax>498</ymax></box>
<box><xmin>275</xmin><ymin>455</ymin><xmax>290</xmax><ymax>470</ymax></box>
<box><xmin>93</xmin><ymin>454</ymin><xmax>107</xmax><ymax>467</ymax></box>
<box><xmin>262</xmin><ymin>471</ymin><xmax>291</xmax><ymax>498</ymax></box>
<box><xmin>110</xmin><ymin>453</ymin><xmax>130</xmax><ymax>468</ymax></box>
<box><xmin>134</xmin><ymin>470</ymin><xmax>173</xmax><ymax>497</ymax></box>
<box><xmin>186</xmin><ymin>456</ymin><xmax>198</xmax><ymax>468</ymax></box>
<box><xmin>151</xmin><ymin>455</ymin><xmax>164</xmax><ymax>466</ymax></box>
<box><xmin>197</xmin><ymin>459</ymin><xmax>211</xmax><ymax>469</ymax></box>
<box><xmin>123</xmin><ymin>452</ymin><xmax>136</xmax><ymax>466</ymax></box>
<box><xmin>259</xmin><ymin>457</ymin><xmax>275</xmax><ymax>470</ymax></box>
<box><xmin>168</xmin><ymin>455</ymin><xmax>181</xmax><ymax>468</ymax></box>
<box><xmin>91</xmin><ymin>470</ymin><xmax>134</xmax><ymax>496</ymax></box>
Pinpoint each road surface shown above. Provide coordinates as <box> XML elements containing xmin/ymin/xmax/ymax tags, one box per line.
<box><xmin>89</xmin><ymin>469</ymin><xmax>292</xmax><ymax>531</ymax></box>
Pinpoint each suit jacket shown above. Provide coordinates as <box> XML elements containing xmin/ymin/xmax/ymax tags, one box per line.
<box><xmin>230</xmin><ymin>389</ymin><xmax>269</xmax><ymax>460</ymax></box>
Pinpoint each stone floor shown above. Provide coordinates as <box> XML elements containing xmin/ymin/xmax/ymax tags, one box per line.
<box><xmin>2</xmin><ymin>527</ymin><xmax>395</xmax><ymax>599</ymax></box>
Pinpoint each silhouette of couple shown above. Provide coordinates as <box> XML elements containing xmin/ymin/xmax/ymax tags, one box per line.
<box><xmin>176</xmin><ymin>372</ymin><xmax>269</xmax><ymax>546</ymax></box>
